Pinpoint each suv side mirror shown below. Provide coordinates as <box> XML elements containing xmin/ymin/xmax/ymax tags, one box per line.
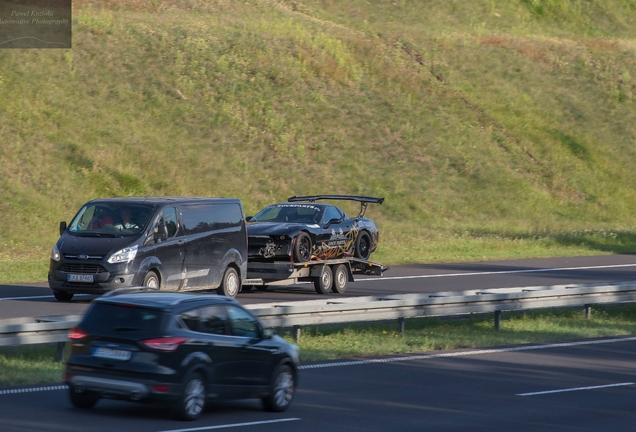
<box><xmin>263</xmin><ymin>327</ymin><xmax>276</xmax><ymax>339</ymax></box>
<box><xmin>245</xmin><ymin>216</ymin><xmax>253</xmax><ymax>222</ymax></box>
<box><xmin>59</xmin><ymin>221</ymin><xmax>67</xmax><ymax>236</ymax></box>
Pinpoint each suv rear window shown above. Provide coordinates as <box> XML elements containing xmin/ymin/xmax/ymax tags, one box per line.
<box><xmin>80</xmin><ymin>303</ymin><xmax>166</xmax><ymax>337</ymax></box>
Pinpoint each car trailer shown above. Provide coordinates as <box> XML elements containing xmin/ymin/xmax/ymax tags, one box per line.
<box><xmin>243</xmin><ymin>257</ymin><xmax>388</xmax><ymax>294</ymax></box>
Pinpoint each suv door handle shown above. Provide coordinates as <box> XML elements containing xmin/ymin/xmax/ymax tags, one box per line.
<box><xmin>178</xmin><ymin>240</ymin><xmax>185</xmax><ymax>246</ymax></box>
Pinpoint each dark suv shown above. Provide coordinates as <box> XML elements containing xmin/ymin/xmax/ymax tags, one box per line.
<box><xmin>64</xmin><ymin>289</ymin><xmax>299</xmax><ymax>420</ymax></box>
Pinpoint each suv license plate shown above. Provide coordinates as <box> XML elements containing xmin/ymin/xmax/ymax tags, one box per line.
<box><xmin>93</xmin><ymin>347</ymin><xmax>131</xmax><ymax>361</ymax></box>
<box><xmin>68</xmin><ymin>274</ymin><xmax>94</xmax><ymax>283</ymax></box>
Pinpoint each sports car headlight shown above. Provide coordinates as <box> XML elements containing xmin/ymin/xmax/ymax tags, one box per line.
<box><xmin>50</xmin><ymin>245</ymin><xmax>61</xmax><ymax>262</ymax></box>
<box><xmin>107</xmin><ymin>245</ymin><xmax>138</xmax><ymax>264</ymax></box>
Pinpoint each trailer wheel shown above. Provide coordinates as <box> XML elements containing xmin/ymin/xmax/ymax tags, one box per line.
<box><xmin>314</xmin><ymin>265</ymin><xmax>333</xmax><ymax>294</ymax></box>
<box><xmin>331</xmin><ymin>264</ymin><xmax>348</xmax><ymax>293</ymax></box>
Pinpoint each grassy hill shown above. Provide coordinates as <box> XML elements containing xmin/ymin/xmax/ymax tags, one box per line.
<box><xmin>2</xmin><ymin>0</ymin><xmax>636</xmax><ymax>283</ymax></box>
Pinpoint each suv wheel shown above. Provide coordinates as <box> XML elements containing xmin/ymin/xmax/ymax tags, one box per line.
<box><xmin>69</xmin><ymin>386</ymin><xmax>99</xmax><ymax>409</ymax></box>
<box><xmin>174</xmin><ymin>372</ymin><xmax>206</xmax><ymax>421</ymax></box>
<box><xmin>262</xmin><ymin>364</ymin><xmax>295</xmax><ymax>412</ymax></box>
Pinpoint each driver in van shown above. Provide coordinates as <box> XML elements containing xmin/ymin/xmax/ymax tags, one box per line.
<box><xmin>114</xmin><ymin>207</ymin><xmax>139</xmax><ymax>230</ymax></box>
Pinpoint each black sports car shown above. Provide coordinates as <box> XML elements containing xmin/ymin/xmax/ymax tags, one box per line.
<box><xmin>246</xmin><ymin>195</ymin><xmax>384</xmax><ymax>263</ymax></box>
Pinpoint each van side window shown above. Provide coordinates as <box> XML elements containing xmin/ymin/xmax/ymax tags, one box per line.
<box><xmin>154</xmin><ymin>207</ymin><xmax>178</xmax><ymax>239</ymax></box>
<box><xmin>180</xmin><ymin>203</ymin><xmax>243</xmax><ymax>235</ymax></box>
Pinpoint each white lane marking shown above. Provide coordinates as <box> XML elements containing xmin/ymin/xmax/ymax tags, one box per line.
<box><xmin>5</xmin><ymin>337</ymin><xmax>636</xmax><ymax>396</ymax></box>
<box><xmin>0</xmin><ymin>294</ymin><xmax>94</xmax><ymax>301</ymax></box>
<box><xmin>0</xmin><ymin>385</ymin><xmax>67</xmax><ymax>395</ymax></box>
<box><xmin>298</xmin><ymin>336</ymin><xmax>636</xmax><ymax>369</ymax></box>
<box><xmin>517</xmin><ymin>382</ymin><xmax>634</xmax><ymax>396</ymax></box>
<box><xmin>355</xmin><ymin>263</ymin><xmax>636</xmax><ymax>282</ymax></box>
<box><xmin>156</xmin><ymin>418</ymin><xmax>301</xmax><ymax>432</ymax></box>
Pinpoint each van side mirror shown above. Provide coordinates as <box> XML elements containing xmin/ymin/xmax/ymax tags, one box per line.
<box><xmin>59</xmin><ymin>221</ymin><xmax>67</xmax><ymax>236</ymax></box>
<box><xmin>154</xmin><ymin>224</ymin><xmax>168</xmax><ymax>242</ymax></box>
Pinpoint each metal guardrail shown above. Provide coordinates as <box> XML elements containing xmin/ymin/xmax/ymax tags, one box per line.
<box><xmin>2</xmin><ymin>282</ymin><xmax>636</xmax><ymax>350</ymax></box>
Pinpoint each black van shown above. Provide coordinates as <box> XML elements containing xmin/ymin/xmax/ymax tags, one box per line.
<box><xmin>48</xmin><ymin>197</ymin><xmax>248</xmax><ymax>301</ymax></box>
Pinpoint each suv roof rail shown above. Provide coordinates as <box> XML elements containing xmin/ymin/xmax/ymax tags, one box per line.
<box><xmin>100</xmin><ymin>286</ymin><xmax>159</xmax><ymax>298</ymax></box>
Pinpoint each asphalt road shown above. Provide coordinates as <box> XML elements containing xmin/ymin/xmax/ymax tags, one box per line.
<box><xmin>2</xmin><ymin>336</ymin><xmax>636</xmax><ymax>431</ymax></box>
<box><xmin>2</xmin><ymin>254</ymin><xmax>636</xmax><ymax>320</ymax></box>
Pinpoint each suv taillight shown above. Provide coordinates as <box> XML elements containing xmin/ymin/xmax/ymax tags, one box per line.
<box><xmin>68</xmin><ymin>326</ymin><xmax>88</xmax><ymax>340</ymax></box>
<box><xmin>141</xmin><ymin>337</ymin><xmax>187</xmax><ymax>352</ymax></box>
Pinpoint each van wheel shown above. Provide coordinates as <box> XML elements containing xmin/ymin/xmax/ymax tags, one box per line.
<box><xmin>54</xmin><ymin>291</ymin><xmax>74</xmax><ymax>302</ymax></box>
<box><xmin>218</xmin><ymin>267</ymin><xmax>240</xmax><ymax>298</ymax></box>
<box><xmin>143</xmin><ymin>271</ymin><xmax>160</xmax><ymax>289</ymax></box>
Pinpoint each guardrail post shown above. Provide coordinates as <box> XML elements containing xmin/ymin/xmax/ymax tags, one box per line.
<box><xmin>398</xmin><ymin>318</ymin><xmax>405</xmax><ymax>336</ymax></box>
<box><xmin>494</xmin><ymin>310</ymin><xmax>501</xmax><ymax>331</ymax></box>
<box><xmin>294</xmin><ymin>325</ymin><xmax>301</xmax><ymax>343</ymax></box>
<box><xmin>584</xmin><ymin>304</ymin><xmax>591</xmax><ymax>319</ymax></box>
<box><xmin>56</xmin><ymin>342</ymin><xmax>65</xmax><ymax>362</ymax></box>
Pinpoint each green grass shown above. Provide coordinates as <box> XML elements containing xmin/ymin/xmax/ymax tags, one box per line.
<box><xmin>4</xmin><ymin>304</ymin><xmax>636</xmax><ymax>387</ymax></box>
<box><xmin>0</xmin><ymin>346</ymin><xmax>65</xmax><ymax>387</ymax></box>
<box><xmin>2</xmin><ymin>0</ymin><xmax>636</xmax><ymax>281</ymax></box>
<box><xmin>284</xmin><ymin>305</ymin><xmax>636</xmax><ymax>362</ymax></box>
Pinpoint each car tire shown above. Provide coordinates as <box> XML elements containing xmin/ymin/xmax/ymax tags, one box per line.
<box><xmin>353</xmin><ymin>231</ymin><xmax>372</xmax><ymax>260</ymax></box>
<box><xmin>142</xmin><ymin>271</ymin><xmax>160</xmax><ymax>289</ymax></box>
<box><xmin>69</xmin><ymin>386</ymin><xmax>99</xmax><ymax>409</ymax></box>
<box><xmin>262</xmin><ymin>364</ymin><xmax>295</xmax><ymax>412</ymax></box>
<box><xmin>54</xmin><ymin>291</ymin><xmax>74</xmax><ymax>301</ymax></box>
<box><xmin>293</xmin><ymin>232</ymin><xmax>312</xmax><ymax>263</ymax></box>
<box><xmin>218</xmin><ymin>267</ymin><xmax>240</xmax><ymax>298</ymax></box>
<box><xmin>173</xmin><ymin>371</ymin><xmax>207</xmax><ymax>421</ymax></box>
<box><xmin>313</xmin><ymin>265</ymin><xmax>333</xmax><ymax>294</ymax></box>
<box><xmin>331</xmin><ymin>264</ymin><xmax>348</xmax><ymax>293</ymax></box>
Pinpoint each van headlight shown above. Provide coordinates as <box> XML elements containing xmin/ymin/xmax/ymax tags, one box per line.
<box><xmin>107</xmin><ymin>245</ymin><xmax>138</xmax><ymax>264</ymax></box>
<box><xmin>51</xmin><ymin>245</ymin><xmax>61</xmax><ymax>262</ymax></box>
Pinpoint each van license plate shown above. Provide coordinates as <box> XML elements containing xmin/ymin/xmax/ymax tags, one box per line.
<box><xmin>67</xmin><ymin>274</ymin><xmax>94</xmax><ymax>283</ymax></box>
<box><xmin>93</xmin><ymin>347</ymin><xmax>131</xmax><ymax>361</ymax></box>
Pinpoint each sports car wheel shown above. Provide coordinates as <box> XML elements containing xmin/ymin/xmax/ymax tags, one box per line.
<box><xmin>218</xmin><ymin>267</ymin><xmax>240</xmax><ymax>298</ymax></box>
<box><xmin>354</xmin><ymin>231</ymin><xmax>372</xmax><ymax>260</ymax></box>
<box><xmin>294</xmin><ymin>232</ymin><xmax>312</xmax><ymax>263</ymax></box>
<box><xmin>331</xmin><ymin>264</ymin><xmax>348</xmax><ymax>293</ymax></box>
<box><xmin>314</xmin><ymin>265</ymin><xmax>333</xmax><ymax>294</ymax></box>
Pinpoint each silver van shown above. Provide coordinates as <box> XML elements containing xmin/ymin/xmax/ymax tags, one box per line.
<box><xmin>48</xmin><ymin>197</ymin><xmax>247</xmax><ymax>300</ymax></box>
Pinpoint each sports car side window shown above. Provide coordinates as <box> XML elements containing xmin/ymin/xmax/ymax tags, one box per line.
<box><xmin>322</xmin><ymin>206</ymin><xmax>341</xmax><ymax>224</ymax></box>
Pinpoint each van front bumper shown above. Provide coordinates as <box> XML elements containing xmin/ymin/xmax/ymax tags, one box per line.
<box><xmin>48</xmin><ymin>270</ymin><xmax>136</xmax><ymax>294</ymax></box>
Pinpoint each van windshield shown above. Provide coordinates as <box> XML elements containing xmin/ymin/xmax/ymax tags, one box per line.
<box><xmin>68</xmin><ymin>203</ymin><xmax>154</xmax><ymax>236</ymax></box>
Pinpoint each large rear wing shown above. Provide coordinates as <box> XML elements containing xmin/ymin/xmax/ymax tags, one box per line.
<box><xmin>288</xmin><ymin>195</ymin><xmax>384</xmax><ymax>217</ymax></box>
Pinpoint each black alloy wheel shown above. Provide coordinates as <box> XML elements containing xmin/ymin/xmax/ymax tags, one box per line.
<box><xmin>294</xmin><ymin>232</ymin><xmax>312</xmax><ymax>262</ymax></box>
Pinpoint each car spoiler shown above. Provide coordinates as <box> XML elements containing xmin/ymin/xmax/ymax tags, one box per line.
<box><xmin>288</xmin><ymin>195</ymin><xmax>384</xmax><ymax>217</ymax></box>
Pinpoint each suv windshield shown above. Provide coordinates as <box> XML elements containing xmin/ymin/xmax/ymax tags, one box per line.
<box><xmin>68</xmin><ymin>203</ymin><xmax>153</xmax><ymax>236</ymax></box>
<box><xmin>81</xmin><ymin>303</ymin><xmax>166</xmax><ymax>337</ymax></box>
